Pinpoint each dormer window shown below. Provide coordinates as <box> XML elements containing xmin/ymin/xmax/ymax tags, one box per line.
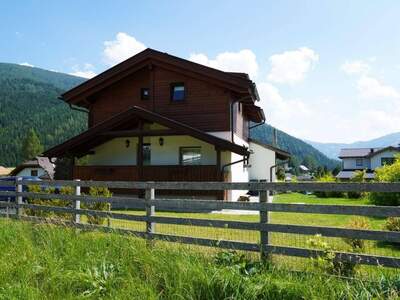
<box><xmin>170</xmin><ymin>83</ymin><xmax>185</xmax><ymax>101</ymax></box>
<box><xmin>141</xmin><ymin>88</ymin><xmax>150</xmax><ymax>100</ymax></box>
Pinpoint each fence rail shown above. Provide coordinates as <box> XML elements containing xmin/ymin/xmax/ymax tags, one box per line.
<box><xmin>1</xmin><ymin>178</ymin><xmax>400</xmax><ymax>269</ymax></box>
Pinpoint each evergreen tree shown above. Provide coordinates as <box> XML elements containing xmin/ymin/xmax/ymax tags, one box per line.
<box><xmin>22</xmin><ymin>128</ymin><xmax>44</xmax><ymax>160</ymax></box>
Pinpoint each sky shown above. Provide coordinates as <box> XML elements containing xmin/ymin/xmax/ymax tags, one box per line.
<box><xmin>1</xmin><ymin>0</ymin><xmax>400</xmax><ymax>143</ymax></box>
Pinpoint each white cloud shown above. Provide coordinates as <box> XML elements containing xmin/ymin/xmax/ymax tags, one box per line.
<box><xmin>189</xmin><ymin>49</ymin><xmax>258</xmax><ymax>79</ymax></box>
<box><xmin>357</xmin><ymin>76</ymin><xmax>400</xmax><ymax>99</ymax></box>
<box><xmin>19</xmin><ymin>62</ymin><xmax>34</xmax><ymax>67</ymax></box>
<box><xmin>103</xmin><ymin>32</ymin><xmax>146</xmax><ymax>66</ymax></box>
<box><xmin>69</xmin><ymin>63</ymin><xmax>97</xmax><ymax>79</ymax></box>
<box><xmin>341</xmin><ymin>60</ymin><xmax>370</xmax><ymax>75</ymax></box>
<box><xmin>267</xmin><ymin>47</ymin><xmax>318</xmax><ymax>84</ymax></box>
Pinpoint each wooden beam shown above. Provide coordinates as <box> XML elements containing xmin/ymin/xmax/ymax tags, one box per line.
<box><xmin>137</xmin><ymin>121</ymin><xmax>144</xmax><ymax>181</ymax></box>
<box><xmin>100</xmin><ymin>129</ymin><xmax>180</xmax><ymax>137</ymax></box>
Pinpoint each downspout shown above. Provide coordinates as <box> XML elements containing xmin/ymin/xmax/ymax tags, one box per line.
<box><xmin>230</xmin><ymin>96</ymin><xmax>252</xmax><ymax>143</ymax></box>
<box><xmin>221</xmin><ymin>156</ymin><xmax>249</xmax><ymax>175</ymax></box>
<box><xmin>69</xmin><ymin>103</ymin><xmax>89</xmax><ymax>114</ymax></box>
<box><xmin>58</xmin><ymin>96</ymin><xmax>89</xmax><ymax>114</ymax></box>
<box><xmin>270</xmin><ymin>159</ymin><xmax>289</xmax><ymax>183</ymax></box>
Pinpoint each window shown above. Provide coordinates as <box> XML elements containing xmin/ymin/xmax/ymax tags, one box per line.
<box><xmin>31</xmin><ymin>169</ymin><xmax>38</xmax><ymax>177</ymax></box>
<box><xmin>355</xmin><ymin>158</ymin><xmax>363</xmax><ymax>167</ymax></box>
<box><xmin>180</xmin><ymin>147</ymin><xmax>201</xmax><ymax>165</ymax></box>
<box><xmin>381</xmin><ymin>157</ymin><xmax>395</xmax><ymax>166</ymax></box>
<box><xmin>170</xmin><ymin>83</ymin><xmax>185</xmax><ymax>101</ymax></box>
<box><xmin>141</xmin><ymin>88</ymin><xmax>150</xmax><ymax>100</ymax></box>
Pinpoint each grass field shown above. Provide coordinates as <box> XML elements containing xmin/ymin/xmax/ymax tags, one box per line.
<box><xmin>108</xmin><ymin>193</ymin><xmax>400</xmax><ymax>270</ymax></box>
<box><xmin>0</xmin><ymin>219</ymin><xmax>399</xmax><ymax>299</ymax></box>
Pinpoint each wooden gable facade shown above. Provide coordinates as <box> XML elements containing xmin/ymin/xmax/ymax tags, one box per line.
<box><xmin>62</xmin><ymin>48</ymin><xmax>264</xmax><ymax>142</ymax></box>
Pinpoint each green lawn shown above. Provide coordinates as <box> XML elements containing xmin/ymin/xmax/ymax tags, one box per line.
<box><xmin>108</xmin><ymin>193</ymin><xmax>399</xmax><ymax>273</ymax></box>
<box><xmin>0</xmin><ymin>219</ymin><xmax>399</xmax><ymax>299</ymax></box>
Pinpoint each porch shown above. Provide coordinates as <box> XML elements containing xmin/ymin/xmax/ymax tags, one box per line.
<box><xmin>73</xmin><ymin>165</ymin><xmax>226</xmax><ymax>199</ymax></box>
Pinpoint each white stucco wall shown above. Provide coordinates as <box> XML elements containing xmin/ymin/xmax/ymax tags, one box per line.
<box><xmin>15</xmin><ymin>167</ymin><xmax>46</xmax><ymax>177</ymax></box>
<box><xmin>86</xmin><ymin>136</ymin><xmax>217</xmax><ymax>166</ymax></box>
<box><xmin>248</xmin><ymin>142</ymin><xmax>276</xmax><ymax>182</ymax></box>
<box><xmin>342</xmin><ymin>158</ymin><xmax>370</xmax><ymax>170</ymax></box>
<box><xmin>370</xmin><ymin>150</ymin><xmax>399</xmax><ymax>170</ymax></box>
<box><xmin>87</xmin><ymin>137</ymin><xmax>138</xmax><ymax>165</ymax></box>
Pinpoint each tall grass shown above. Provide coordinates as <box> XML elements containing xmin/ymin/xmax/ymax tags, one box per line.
<box><xmin>0</xmin><ymin>219</ymin><xmax>399</xmax><ymax>299</ymax></box>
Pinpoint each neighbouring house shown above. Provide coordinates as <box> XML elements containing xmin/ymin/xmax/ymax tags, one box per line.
<box><xmin>0</xmin><ymin>166</ymin><xmax>13</xmax><ymax>177</ymax></box>
<box><xmin>336</xmin><ymin>145</ymin><xmax>400</xmax><ymax>180</ymax></box>
<box><xmin>43</xmin><ymin>48</ymin><xmax>290</xmax><ymax>200</ymax></box>
<box><xmin>10</xmin><ymin>156</ymin><xmax>55</xmax><ymax>179</ymax></box>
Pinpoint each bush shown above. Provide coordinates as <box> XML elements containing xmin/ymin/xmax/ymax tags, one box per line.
<box><xmin>385</xmin><ymin>217</ymin><xmax>400</xmax><ymax>232</ymax></box>
<box><xmin>369</xmin><ymin>155</ymin><xmax>400</xmax><ymax>206</ymax></box>
<box><xmin>82</xmin><ymin>187</ymin><xmax>112</xmax><ymax>225</ymax></box>
<box><xmin>307</xmin><ymin>234</ymin><xmax>357</xmax><ymax>276</ymax></box>
<box><xmin>314</xmin><ymin>174</ymin><xmax>344</xmax><ymax>198</ymax></box>
<box><xmin>347</xmin><ymin>170</ymin><xmax>366</xmax><ymax>199</ymax></box>
<box><xmin>26</xmin><ymin>185</ymin><xmax>73</xmax><ymax>220</ymax></box>
<box><xmin>343</xmin><ymin>217</ymin><xmax>370</xmax><ymax>250</ymax></box>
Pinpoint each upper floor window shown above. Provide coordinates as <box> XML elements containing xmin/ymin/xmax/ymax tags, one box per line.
<box><xmin>381</xmin><ymin>157</ymin><xmax>395</xmax><ymax>166</ymax></box>
<box><xmin>355</xmin><ymin>158</ymin><xmax>363</xmax><ymax>167</ymax></box>
<box><xmin>141</xmin><ymin>88</ymin><xmax>150</xmax><ymax>100</ymax></box>
<box><xmin>180</xmin><ymin>147</ymin><xmax>201</xmax><ymax>165</ymax></box>
<box><xmin>170</xmin><ymin>83</ymin><xmax>185</xmax><ymax>101</ymax></box>
<box><xmin>31</xmin><ymin>169</ymin><xmax>38</xmax><ymax>177</ymax></box>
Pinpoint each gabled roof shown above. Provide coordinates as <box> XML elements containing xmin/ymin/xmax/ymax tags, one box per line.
<box><xmin>10</xmin><ymin>156</ymin><xmax>55</xmax><ymax>179</ymax></box>
<box><xmin>339</xmin><ymin>146</ymin><xmax>400</xmax><ymax>159</ymax></box>
<box><xmin>43</xmin><ymin>106</ymin><xmax>250</xmax><ymax>157</ymax></box>
<box><xmin>63</xmin><ymin>48</ymin><xmax>259</xmax><ymax>107</ymax></box>
<box><xmin>248</xmin><ymin>139</ymin><xmax>291</xmax><ymax>160</ymax></box>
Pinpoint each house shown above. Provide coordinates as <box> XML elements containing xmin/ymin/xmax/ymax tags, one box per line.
<box><xmin>43</xmin><ymin>48</ymin><xmax>290</xmax><ymax>200</ymax></box>
<box><xmin>10</xmin><ymin>156</ymin><xmax>55</xmax><ymax>179</ymax></box>
<box><xmin>0</xmin><ymin>166</ymin><xmax>13</xmax><ymax>177</ymax></box>
<box><xmin>336</xmin><ymin>145</ymin><xmax>400</xmax><ymax>180</ymax></box>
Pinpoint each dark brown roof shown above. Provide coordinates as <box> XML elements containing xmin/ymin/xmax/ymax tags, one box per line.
<box><xmin>63</xmin><ymin>48</ymin><xmax>259</xmax><ymax>107</ymax></box>
<box><xmin>248</xmin><ymin>139</ymin><xmax>291</xmax><ymax>160</ymax></box>
<box><xmin>44</xmin><ymin>106</ymin><xmax>250</xmax><ymax>157</ymax></box>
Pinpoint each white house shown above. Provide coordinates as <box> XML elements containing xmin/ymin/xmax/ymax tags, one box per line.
<box><xmin>10</xmin><ymin>157</ymin><xmax>55</xmax><ymax>179</ymax></box>
<box><xmin>337</xmin><ymin>146</ymin><xmax>400</xmax><ymax>180</ymax></box>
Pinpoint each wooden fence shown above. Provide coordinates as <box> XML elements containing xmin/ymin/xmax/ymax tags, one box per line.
<box><xmin>0</xmin><ymin>178</ymin><xmax>400</xmax><ymax>268</ymax></box>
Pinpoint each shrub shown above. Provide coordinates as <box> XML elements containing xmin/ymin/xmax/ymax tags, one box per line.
<box><xmin>307</xmin><ymin>234</ymin><xmax>357</xmax><ymax>276</ymax></box>
<box><xmin>347</xmin><ymin>170</ymin><xmax>366</xmax><ymax>199</ymax></box>
<box><xmin>385</xmin><ymin>217</ymin><xmax>400</xmax><ymax>232</ymax></box>
<box><xmin>82</xmin><ymin>187</ymin><xmax>112</xmax><ymax>225</ymax></box>
<box><xmin>369</xmin><ymin>155</ymin><xmax>400</xmax><ymax>206</ymax></box>
<box><xmin>314</xmin><ymin>174</ymin><xmax>344</xmax><ymax>198</ymax></box>
<box><xmin>26</xmin><ymin>185</ymin><xmax>73</xmax><ymax>220</ymax></box>
<box><xmin>343</xmin><ymin>217</ymin><xmax>370</xmax><ymax>250</ymax></box>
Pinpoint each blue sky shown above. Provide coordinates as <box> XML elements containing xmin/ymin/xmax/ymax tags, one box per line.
<box><xmin>1</xmin><ymin>0</ymin><xmax>400</xmax><ymax>143</ymax></box>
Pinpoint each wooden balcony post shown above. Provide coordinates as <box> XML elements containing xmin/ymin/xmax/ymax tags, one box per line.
<box><xmin>259</xmin><ymin>190</ymin><xmax>269</xmax><ymax>262</ymax></box>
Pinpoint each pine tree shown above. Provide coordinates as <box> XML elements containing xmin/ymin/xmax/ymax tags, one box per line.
<box><xmin>22</xmin><ymin>128</ymin><xmax>44</xmax><ymax>161</ymax></box>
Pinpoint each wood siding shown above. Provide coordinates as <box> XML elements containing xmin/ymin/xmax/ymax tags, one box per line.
<box><xmin>89</xmin><ymin>64</ymin><xmax>234</xmax><ymax>134</ymax></box>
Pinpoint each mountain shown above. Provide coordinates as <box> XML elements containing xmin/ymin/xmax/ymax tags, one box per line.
<box><xmin>307</xmin><ymin>132</ymin><xmax>400</xmax><ymax>159</ymax></box>
<box><xmin>0</xmin><ymin>62</ymin><xmax>338</xmax><ymax>172</ymax></box>
<box><xmin>0</xmin><ymin>63</ymin><xmax>87</xmax><ymax>167</ymax></box>
<box><xmin>251</xmin><ymin>124</ymin><xmax>340</xmax><ymax>170</ymax></box>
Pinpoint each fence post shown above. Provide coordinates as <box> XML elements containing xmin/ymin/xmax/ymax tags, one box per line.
<box><xmin>145</xmin><ymin>182</ymin><xmax>155</xmax><ymax>242</ymax></box>
<box><xmin>74</xmin><ymin>179</ymin><xmax>81</xmax><ymax>224</ymax></box>
<box><xmin>16</xmin><ymin>177</ymin><xmax>23</xmax><ymax>217</ymax></box>
<box><xmin>259</xmin><ymin>189</ymin><xmax>269</xmax><ymax>262</ymax></box>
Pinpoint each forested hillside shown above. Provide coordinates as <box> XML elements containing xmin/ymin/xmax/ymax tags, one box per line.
<box><xmin>0</xmin><ymin>63</ymin><xmax>87</xmax><ymax>166</ymax></box>
<box><xmin>251</xmin><ymin>124</ymin><xmax>340</xmax><ymax>171</ymax></box>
